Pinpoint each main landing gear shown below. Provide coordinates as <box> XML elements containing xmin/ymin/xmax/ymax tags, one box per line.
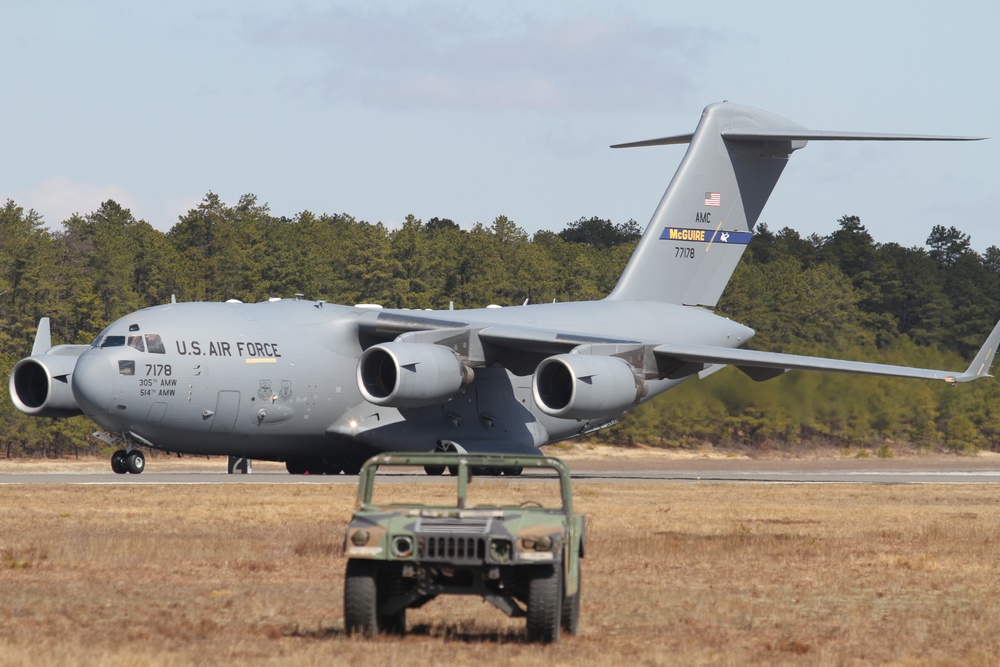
<box><xmin>284</xmin><ymin>457</ymin><xmax>364</xmax><ymax>475</ymax></box>
<box><xmin>422</xmin><ymin>464</ymin><xmax>523</xmax><ymax>477</ymax></box>
<box><xmin>111</xmin><ymin>448</ymin><xmax>145</xmax><ymax>475</ymax></box>
<box><xmin>425</xmin><ymin>443</ymin><xmax>523</xmax><ymax>477</ymax></box>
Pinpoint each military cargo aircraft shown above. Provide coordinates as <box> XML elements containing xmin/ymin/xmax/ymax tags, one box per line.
<box><xmin>9</xmin><ymin>102</ymin><xmax>997</xmax><ymax>475</ymax></box>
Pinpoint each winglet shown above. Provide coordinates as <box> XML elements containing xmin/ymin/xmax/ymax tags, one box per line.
<box><xmin>954</xmin><ymin>318</ymin><xmax>1000</xmax><ymax>382</ymax></box>
<box><xmin>31</xmin><ymin>317</ymin><xmax>52</xmax><ymax>356</ymax></box>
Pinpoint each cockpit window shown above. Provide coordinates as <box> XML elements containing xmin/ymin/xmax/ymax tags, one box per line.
<box><xmin>101</xmin><ymin>336</ymin><xmax>126</xmax><ymax>348</ymax></box>
<box><xmin>92</xmin><ymin>332</ymin><xmax>166</xmax><ymax>353</ymax></box>
<box><xmin>127</xmin><ymin>335</ymin><xmax>145</xmax><ymax>352</ymax></box>
<box><xmin>92</xmin><ymin>326</ymin><xmax>111</xmax><ymax>348</ymax></box>
<box><xmin>145</xmin><ymin>334</ymin><xmax>166</xmax><ymax>354</ymax></box>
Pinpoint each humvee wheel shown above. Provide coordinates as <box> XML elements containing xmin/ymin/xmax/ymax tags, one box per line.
<box><xmin>379</xmin><ymin>566</ymin><xmax>407</xmax><ymax>636</ymax></box>
<box><xmin>562</xmin><ymin>568</ymin><xmax>581</xmax><ymax>635</ymax></box>
<box><xmin>344</xmin><ymin>559</ymin><xmax>379</xmax><ymax>637</ymax></box>
<box><xmin>381</xmin><ymin>608</ymin><xmax>406</xmax><ymax>635</ymax></box>
<box><xmin>526</xmin><ymin>565</ymin><xmax>562</xmax><ymax>643</ymax></box>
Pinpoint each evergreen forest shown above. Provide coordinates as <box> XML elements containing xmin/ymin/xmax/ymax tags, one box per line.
<box><xmin>3</xmin><ymin>194</ymin><xmax>1000</xmax><ymax>458</ymax></box>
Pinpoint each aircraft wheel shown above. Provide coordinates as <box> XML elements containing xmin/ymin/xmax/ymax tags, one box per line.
<box><xmin>503</xmin><ymin>466</ymin><xmax>524</xmax><ymax>476</ymax></box>
<box><xmin>285</xmin><ymin>460</ymin><xmax>307</xmax><ymax>474</ymax></box>
<box><xmin>320</xmin><ymin>460</ymin><xmax>343</xmax><ymax>475</ymax></box>
<box><xmin>342</xmin><ymin>460</ymin><xmax>362</xmax><ymax>475</ymax></box>
<box><xmin>424</xmin><ymin>465</ymin><xmax>445</xmax><ymax>476</ymax></box>
<box><xmin>126</xmin><ymin>450</ymin><xmax>145</xmax><ymax>475</ymax></box>
<box><xmin>111</xmin><ymin>450</ymin><xmax>128</xmax><ymax>474</ymax></box>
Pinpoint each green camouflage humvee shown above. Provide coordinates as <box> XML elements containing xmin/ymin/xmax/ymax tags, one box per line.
<box><xmin>342</xmin><ymin>452</ymin><xmax>585</xmax><ymax>643</ymax></box>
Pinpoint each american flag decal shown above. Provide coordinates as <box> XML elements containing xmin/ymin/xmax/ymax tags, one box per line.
<box><xmin>704</xmin><ymin>192</ymin><xmax>721</xmax><ymax>207</ymax></box>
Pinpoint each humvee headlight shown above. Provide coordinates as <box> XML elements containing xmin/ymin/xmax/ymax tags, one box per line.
<box><xmin>520</xmin><ymin>536</ymin><xmax>553</xmax><ymax>551</ymax></box>
<box><xmin>518</xmin><ymin>535</ymin><xmax>557</xmax><ymax>562</ymax></box>
<box><xmin>351</xmin><ymin>529</ymin><xmax>370</xmax><ymax>547</ymax></box>
<box><xmin>391</xmin><ymin>535</ymin><xmax>414</xmax><ymax>558</ymax></box>
<box><xmin>489</xmin><ymin>539</ymin><xmax>512</xmax><ymax>563</ymax></box>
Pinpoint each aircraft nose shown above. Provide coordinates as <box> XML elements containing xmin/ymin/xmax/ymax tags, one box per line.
<box><xmin>71</xmin><ymin>352</ymin><xmax>116</xmax><ymax>417</ymax></box>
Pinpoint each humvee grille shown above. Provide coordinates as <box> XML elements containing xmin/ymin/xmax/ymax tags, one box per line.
<box><xmin>415</xmin><ymin>517</ymin><xmax>493</xmax><ymax>562</ymax></box>
<box><xmin>419</xmin><ymin>535</ymin><xmax>486</xmax><ymax>562</ymax></box>
<box><xmin>416</xmin><ymin>516</ymin><xmax>492</xmax><ymax>533</ymax></box>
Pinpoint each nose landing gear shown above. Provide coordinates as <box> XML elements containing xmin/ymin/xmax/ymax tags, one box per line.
<box><xmin>110</xmin><ymin>448</ymin><xmax>145</xmax><ymax>474</ymax></box>
<box><xmin>97</xmin><ymin>431</ymin><xmax>148</xmax><ymax>475</ymax></box>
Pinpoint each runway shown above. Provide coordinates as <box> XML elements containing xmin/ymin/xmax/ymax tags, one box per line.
<box><xmin>4</xmin><ymin>467</ymin><xmax>1000</xmax><ymax>485</ymax></box>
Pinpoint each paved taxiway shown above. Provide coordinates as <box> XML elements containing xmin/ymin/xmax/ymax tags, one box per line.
<box><xmin>3</xmin><ymin>468</ymin><xmax>1000</xmax><ymax>484</ymax></box>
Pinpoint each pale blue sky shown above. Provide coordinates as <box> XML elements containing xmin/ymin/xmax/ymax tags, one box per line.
<box><xmin>2</xmin><ymin>1</ymin><xmax>997</xmax><ymax>251</ymax></box>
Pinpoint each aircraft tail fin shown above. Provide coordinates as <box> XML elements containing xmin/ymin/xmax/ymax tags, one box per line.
<box><xmin>606</xmin><ymin>102</ymin><xmax>984</xmax><ymax>307</ymax></box>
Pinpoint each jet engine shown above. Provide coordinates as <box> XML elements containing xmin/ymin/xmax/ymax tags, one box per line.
<box><xmin>9</xmin><ymin>351</ymin><xmax>85</xmax><ymax>418</ymax></box>
<box><xmin>532</xmin><ymin>354</ymin><xmax>647</xmax><ymax>419</ymax></box>
<box><xmin>357</xmin><ymin>342</ymin><xmax>474</xmax><ymax>408</ymax></box>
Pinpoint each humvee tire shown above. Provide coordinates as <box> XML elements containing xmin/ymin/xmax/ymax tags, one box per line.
<box><xmin>379</xmin><ymin>566</ymin><xmax>407</xmax><ymax>635</ymax></box>
<box><xmin>562</xmin><ymin>568</ymin><xmax>581</xmax><ymax>635</ymax></box>
<box><xmin>344</xmin><ymin>559</ymin><xmax>379</xmax><ymax>637</ymax></box>
<box><xmin>526</xmin><ymin>565</ymin><xmax>562</xmax><ymax>643</ymax></box>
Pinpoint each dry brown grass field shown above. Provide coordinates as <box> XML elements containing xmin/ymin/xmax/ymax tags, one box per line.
<box><xmin>2</xmin><ymin>476</ymin><xmax>1000</xmax><ymax>666</ymax></box>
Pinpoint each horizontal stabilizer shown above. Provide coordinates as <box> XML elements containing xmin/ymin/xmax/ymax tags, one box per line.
<box><xmin>612</xmin><ymin>130</ymin><xmax>986</xmax><ymax>149</ymax></box>
<box><xmin>721</xmin><ymin>129</ymin><xmax>987</xmax><ymax>142</ymax></box>
<box><xmin>611</xmin><ymin>133</ymin><xmax>693</xmax><ymax>149</ymax></box>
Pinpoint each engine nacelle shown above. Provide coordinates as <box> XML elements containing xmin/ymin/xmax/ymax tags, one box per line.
<box><xmin>9</xmin><ymin>348</ymin><xmax>85</xmax><ymax>418</ymax></box>
<box><xmin>357</xmin><ymin>342</ymin><xmax>473</xmax><ymax>408</ymax></box>
<box><xmin>532</xmin><ymin>354</ymin><xmax>646</xmax><ymax>420</ymax></box>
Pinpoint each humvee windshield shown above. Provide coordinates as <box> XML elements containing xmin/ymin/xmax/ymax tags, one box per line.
<box><xmin>367</xmin><ymin>465</ymin><xmax>566</xmax><ymax>511</ymax></box>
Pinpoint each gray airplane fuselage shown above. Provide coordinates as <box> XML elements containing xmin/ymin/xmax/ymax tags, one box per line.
<box><xmin>70</xmin><ymin>299</ymin><xmax>751</xmax><ymax>460</ymax></box>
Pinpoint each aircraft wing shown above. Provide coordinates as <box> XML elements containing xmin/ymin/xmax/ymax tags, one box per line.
<box><xmin>654</xmin><ymin>318</ymin><xmax>1000</xmax><ymax>384</ymax></box>
<box><xmin>360</xmin><ymin>308</ymin><xmax>1000</xmax><ymax>384</ymax></box>
<box><xmin>476</xmin><ymin>325</ymin><xmax>642</xmax><ymax>353</ymax></box>
<box><xmin>359</xmin><ymin>311</ymin><xmax>647</xmax><ymax>375</ymax></box>
<box><xmin>358</xmin><ymin>311</ymin><xmax>641</xmax><ymax>350</ymax></box>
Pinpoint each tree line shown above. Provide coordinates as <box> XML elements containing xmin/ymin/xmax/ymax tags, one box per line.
<box><xmin>2</xmin><ymin>195</ymin><xmax>999</xmax><ymax>457</ymax></box>
<box><xmin>610</xmin><ymin>217</ymin><xmax>1000</xmax><ymax>454</ymax></box>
